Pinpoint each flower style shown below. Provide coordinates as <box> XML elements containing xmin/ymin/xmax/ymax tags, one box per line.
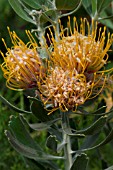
<box><xmin>1</xmin><ymin>28</ymin><xmax>44</xmax><ymax>90</ymax></box>
<box><xmin>38</xmin><ymin>17</ymin><xmax>113</xmax><ymax>114</ymax></box>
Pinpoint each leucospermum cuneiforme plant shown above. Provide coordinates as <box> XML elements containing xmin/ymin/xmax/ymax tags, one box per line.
<box><xmin>38</xmin><ymin>17</ymin><xmax>113</xmax><ymax>114</ymax></box>
<box><xmin>1</xmin><ymin>28</ymin><xmax>45</xmax><ymax>90</ymax></box>
<box><xmin>1</xmin><ymin>1</ymin><xmax>113</xmax><ymax>170</ymax></box>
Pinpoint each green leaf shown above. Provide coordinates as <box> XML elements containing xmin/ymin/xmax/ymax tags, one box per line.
<box><xmin>8</xmin><ymin>0</ymin><xmax>35</xmax><ymax>24</ymax></box>
<box><xmin>21</xmin><ymin>0</ymin><xmax>44</xmax><ymax>9</ymax></box>
<box><xmin>40</xmin><ymin>10</ymin><xmax>56</xmax><ymax>24</ymax></box>
<box><xmin>6</xmin><ymin>130</ymin><xmax>45</xmax><ymax>159</ymax></box>
<box><xmin>99</xmin><ymin>11</ymin><xmax>113</xmax><ymax>29</ymax></box>
<box><xmin>82</xmin><ymin>0</ymin><xmax>113</xmax><ymax>18</ymax></box>
<box><xmin>82</xmin><ymin>0</ymin><xmax>92</xmax><ymax>16</ymax></box>
<box><xmin>29</xmin><ymin>118</ymin><xmax>60</xmax><ymax>131</ymax></box>
<box><xmin>21</xmin><ymin>0</ymin><xmax>54</xmax><ymax>10</ymax></box>
<box><xmin>62</xmin><ymin>116</ymin><xmax>106</xmax><ymax>136</ymax></box>
<box><xmin>77</xmin><ymin>106</ymin><xmax>89</xmax><ymax>115</ymax></box>
<box><xmin>91</xmin><ymin>0</ymin><xmax>97</xmax><ymax>16</ymax></box>
<box><xmin>76</xmin><ymin>116</ymin><xmax>107</xmax><ymax>135</ymax></box>
<box><xmin>0</xmin><ymin>95</ymin><xmax>31</xmax><ymax>114</ymax></box>
<box><xmin>104</xmin><ymin>165</ymin><xmax>113</xmax><ymax>170</ymax></box>
<box><xmin>48</xmin><ymin>127</ymin><xmax>62</xmax><ymax>142</ymax></box>
<box><xmin>29</xmin><ymin>97</ymin><xmax>62</xmax><ymax>141</ymax></box>
<box><xmin>5</xmin><ymin>114</ymin><xmax>63</xmax><ymax>169</ymax></box>
<box><xmin>25</xmin><ymin>158</ymin><xmax>47</xmax><ymax>170</ymax></box>
<box><xmin>80</xmin><ymin>133</ymin><xmax>99</xmax><ymax>150</ymax></box>
<box><xmin>8</xmin><ymin>114</ymin><xmax>43</xmax><ymax>150</ymax></box>
<box><xmin>81</xmin><ymin>126</ymin><xmax>113</xmax><ymax>152</ymax></box>
<box><xmin>61</xmin><ymin>113</ymin><xmax>85</xmax><ymax>138</ymax></box>
<box><xmin>92</xmin><ymin>106</ymin><xmax>106</xmax><ymax>115</ymax></box>
<box><xmin>55</xmin><ymin>0</ymin><xmax>81</xmax><ymax>10</ymax></box>
<box><xmin>30</xmin><ymin>97</ymin><xmax>53</xmax><ymax>122</ymax></box>
<box><xmin>71</xmin><ymin>153</ymin><xmax>89</xmax><ymax>170</ymax></box>
<box><xmin>97</xmin><ymin>0</ymin><xmax>113</xmax><ymax>14</ymax></box>
<box><xmin>6</xmin><ymin>131</ymin><xmax>63</xmax><ymax>161</ymax></box>
<box><xmin>92</xmin><ymin>106</ymin><xmax>113</xmax><ymax>117</ymax></box>
<box><xmin>46</xmin><ymin>135</ymin><xmax>58</xmax><ymax>152</ymax></box>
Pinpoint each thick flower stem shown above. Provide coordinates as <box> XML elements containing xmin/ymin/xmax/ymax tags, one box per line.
<box><xmin>64</xmin><ymin>133</ymin><xmax>72</xmax><ymax>170</ymax></box>
<box><xmin>62</xmin><ymin>112</ymin><xmax>73</xmax><ymax>170</ymax></box>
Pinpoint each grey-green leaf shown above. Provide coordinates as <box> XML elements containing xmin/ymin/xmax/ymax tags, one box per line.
<box><xmin>81</xmin><ymin>127</ymin><xmax>113</xmax><ymax>152</ymax></box>
<box><xmin>97</xmin><ymin>0</ymin><xmax>113</xmax><ymax>14</ymax></box>
<box><xmin>30</xmin><ymin>97</ymin><xmax>53</xmax><ymax>121</ymax></box>
<box><xmin>29</xmin><ymin>118</ymin><xmax>60</xmax><ymax>131</ymax></box>
<box><xmin>21</xmin><ymin>0</ymin><xmax>54</xmax><ymax>10</ymax></box>
<box><xmin>8</xmin><ymin>114</ymin><xmax>43</xmax><ymax>150</ymax></box>
<box><xmin>8</xmin><ymin>0</ymin><xmax>35</xmax><ymax>24</ymax></box>
<box><xmin>46</xmin><ymin>135</ymin><xmax>58</xmax><ymax>152</ymax></box>
<box><xmin>6</xmin><ymin>115</ymin><xmax>63</xmax><ymax>169</ymax></box>
<box><xmin>82</xmin><ymin>0</ymin><xmax>92</xmax><ymax>16</ymax></box>
<box><xmin>92</xmin><ymin>106</ymin><xmax>106</xmax><ymax>115</ymax></box>
<box><xmin>104</xmin><ymin>165</ymin><xmax>113</xmax><ymax>170</ymax></box>
<box><xmin>82</xmin><ymin>0</ymin><xmax>113</xmax><ymax>18</ymax></box>
<box><xmin>21</xmin><ymin>0</ymin><xmax>44</xmax><ymax>9</ymax></box>
<box><xmin>76</xmin><ymin>116</ymin><xmax>107</xmax><ymax>135</ymax></box>
<box><xmin>56</xmin><ymin>0</ymin><xmax>81</xmax><ymax>10</ymax></box>
<box><xmin>71</xmin><ymin>153</ymin><xmax>89</xmax><ymax>170</ymax></box>
<box><xmin>0</xmin><ymin>95</ymin><xmax>31</xmax><ymax>114</ymax></box>
<box><xmin>6</xmin><ymin>130</ymin><xmax>44</xmax><ymax>159</ymax></box>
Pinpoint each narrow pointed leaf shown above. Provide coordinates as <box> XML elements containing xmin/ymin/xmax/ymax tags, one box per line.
<box><xmin>30</xmin><ymin>97</ymin><xmax>54</xmax><ymax>121</ymax></box>
<box><xmin>40</xmin><ymin>10</ymin><xmax>56</xmax><ymax>24</ymax></box>
<box><xmin>21</xmin><ymin>0</ymin><xmax>54</xmax><ymax>9</ymax></box>
<box><xmin>8</xmin><ymin>114</ymin><xmax>42</xmax><ymax>150</ymax></box>
<box><xmin>82</xmin><ymin>0</ymin><xmax>92</xmax><ymax>16</ymax></box>
<box><xmin>80</xmin><ymin>133</ymin><xmax>99</xmax><ymax>150</ymax></box>
<box><xmin>8</xmin><ymin>0</ymin><xmax>35</xmax><ymax>24</ymax></box>
<box><xmin>21</xmin><ymin>0</ymin><xmax>44</xmax><ymax>9</ymax></box>
<box><xmin>25</xmin><ymin>157</ymin><xmax>60</xmax><ymax>170</ymax></box>
<box><xmin>105</xmin><ymin>165</ymin><xmax>113</xmax><ymax>170</ymax></box>
<box><xmin>5</xmin><ymin>130</ymin><xmax>63</xmax><ymax>161</ymax></box>
<box><xmin>46</xmin><ymin>135</ymin><xmax>58</xmax><ymax>152</ymax></box>
<box><xmin>5</xmin><ymin>130</ymin><xmax>44</xmax><ymax>159</ymax></box>
<box><xmin>29</xmin><ymin>118</ymin><xmax>60</xmax><ymax>131</ymax></box>
<box><xmin>76</xmin><ymin>116</ymin><xmax>107</xmax><ymax>135</ymax></box>
<box><xmin>77</xmin><ymin>106</ymin><xmax>89</xmax><ymax>115</ymax></box>
<box><xmin>48</xmin><ymin>127</ymin><xmax>62</xmax><ymax>142</ymax></box>
<box><xmin>82</xmin><ymin>0</ymin><xmax>112</xmax><ymax>18</ymax></box>
<box><xmin>81</xmin><ymin>127</ymin><xmax>113</xmax><ymax>152</ymax></box>
<box><xmin>97</xmin><ymin>0</ymin><xmax>113</xmax><ymax>14</ymax></box>
<box><xmin>29</xmin><ymin>97</ymin><xmax>62</xmax><ymax>141</ymax></box>
<box><xmin>92</xmin><ymin>106</ymin><xmax>106</xmax><ymax>115</ymax></box>
<box><xmin>25</xmin><ymin>158</ymin><xmax>47</xmax><ymax>170</ymax></box>
<box><xmin>56</xmin><ymin>0</ymin><xmax>81</xmax><ymax>10</ymax></box>
<box><xmin>71</xmin><ymin>153</ymin><xmax>89</xmax><ymax>170</ymax></box>
<box><xmin>0</xmin><ymin>95</ymin><xmax>31</xmax><ymax>114</ymax></box>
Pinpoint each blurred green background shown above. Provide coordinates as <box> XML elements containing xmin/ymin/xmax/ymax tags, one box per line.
<box><xmin>0</xmin><ymin>0</ymin><xmax>33</xmax><ymax>169</ymax></box>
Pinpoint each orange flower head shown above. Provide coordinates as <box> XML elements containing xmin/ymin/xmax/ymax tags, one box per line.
<box><xmin>1</xmin><ymin>28</ymin><xmax>44</xmax><ymax>90</ymax></box>
<box><xmin>38</xmin><ymin>17</ymin><xmax>113</xmax><ymax>114</ymax></box>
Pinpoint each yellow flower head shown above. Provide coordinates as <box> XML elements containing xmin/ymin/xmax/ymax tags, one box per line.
<box><xmin>1</xmin><ymin>28</ymin><xmax>44</xmax><ymax>90</ymax></box>
<box><xmin>38</xmin><ymin>17</ymin><xmax>113</xmax><ymax>114</ymax></box>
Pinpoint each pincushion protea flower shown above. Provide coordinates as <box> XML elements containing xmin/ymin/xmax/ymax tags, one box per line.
<box><xmin>38</xmin><ymin>17</ymin><xmax>113</xmax><ymax>114</ymax></box>
<box><xmin>1</xmin><ymin>28</ymin><xmax>44</xmax><ymax>90</ymax></box>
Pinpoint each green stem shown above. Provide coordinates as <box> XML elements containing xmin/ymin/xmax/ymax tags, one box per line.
<box><xmin>64</xmin><ymin>133</ymin><xmax>72</xmax><ymax>170</ymax></box>
<box><xmin>62</xmin><ymin>112</ymin><xmax>73</xmax><ymax>170</ymax></box>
